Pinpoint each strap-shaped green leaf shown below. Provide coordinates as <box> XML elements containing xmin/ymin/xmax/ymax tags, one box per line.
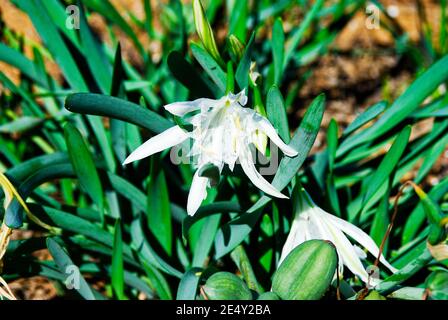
<box><xmin>64</xmin><ymin>123</ymin><xmax>104</xmax><ymax>216</ymax></box>
<box><xmin>191</xmin><ymin>43</ymin><xmax>227</xmax><ymax>94</ymax></box>
<box><xmin>46</xmin><ymin>238</ymin><xmax>96</xmax><ymax>300</ymax></box>
<box><xmin>267</xmin><ymin>86</ymin><xmax>290</xmax><ymax>143</ymax></box>
<box><xmin>112</xmin><ymin>219</ymin><xmax>125</xmax><ymax>299</ymax></box>
<box><xmin>176</xmin><ymin>268</ymin><xmax>202</xmax><ymax>300</ymax></box>
<box><xmin>338</xmin><ymin>54</ymin><xmax>448</xmax><ymax>156</ymax></box>
<box><xmin>65</xmin><ymin>93</ymin><xmax>172</xmax><ymax>134</ymax></box>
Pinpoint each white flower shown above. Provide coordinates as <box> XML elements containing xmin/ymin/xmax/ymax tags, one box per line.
<box><xmin>123</xmin><ymin>90</ymin><xmax>298</xmax><ymax>216</ymax></box>
<box><xmin>279</xmin><ymin>187</ymin><xmax>397</xmax><ymax>285</ymax></box>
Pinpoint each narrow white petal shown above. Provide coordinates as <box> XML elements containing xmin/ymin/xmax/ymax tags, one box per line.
<box><xmin>307</xmin><ymin>211</ymin><xmax>346</xmax><ymax>279</ymax></box>
<box><xmin>255</xmin><ymin>116</ymin><xmax>298</xmax><ymax>157</ymax></box>
<box><xmin>236</xmin><ymin>89</ymin><xmax>248</xmax><ymax>106</ymax></box>
<box><xmin>324</xmin><ymin>213</ymin><xmax>398</xmax><ymax>273</ymax></box>
<box><xmin>123</xmin><ymin>126</ymin><xmax>189</xmax><ymax>165</ymax></box>
<box><xmin>239</xmin><ymin>149</ymin><xmax>288</xmax><ymax>199</ymax></box>
<box><xmin>164</xmin><ymin>98</ymin><xmax>220</xmax><ymax>116</ymax></box>
<box><xmin>187</xmin><ymin>171</ymin><xmax>209</xmax><ymax>216</ymax></box>
<box><xmin>278</xmin><ymin>216</ymin><xmax>308</xmax><ymax>264</ymax></box>
<box><xmin>320</xmin><ymin>215</ymin><xmax>371</xmax><ymax>283</ymax></box>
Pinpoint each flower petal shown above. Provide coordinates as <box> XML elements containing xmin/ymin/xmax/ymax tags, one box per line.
<box><xmin>239</xmin><ymin>148</ymin><xmax>288</xmax><ymax>199</ymax></box>
<box><xmin>187</xmin><ymin>170</ymin><xmax>209</xmax><ymax>216</ymax></box>
<box><xmin>279</xmin><ymin>215</ymin><xmax>308</xmax><ymax>264</ymax></box>
<box><xmin>324</xmin><ymin>212</ymin><xmax>398</xmax><ymax>273</ymax></box>
<box><xmin>123</xmin><ymin>126</ymin><xmax>189</xmax><ymax>165</ymax></box>
<box><xmin>254</xmin><ymin>115</ymin><xmax>298</xmax><ymax>157</ymax></box>
<box><xmin>319</xmin><ymin>214</ymin><xmax>371</xmax><ymax>283</ymax></box>
<box><xmin>164</xmin><ymin>98</ymin><xmax>221</xmax><ymax>116</ymax></box>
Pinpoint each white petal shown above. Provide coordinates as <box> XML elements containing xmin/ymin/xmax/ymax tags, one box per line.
<box><xmin>319</xmin><ymin>215</ymin><xmax>371</xmax><ymax>283</ymax></box>
<box><xmin>239</xmin><ymin>148</ymin><xmax>288</xmax><ymax>199</ymax></box>
<box><xmin>164</xmin><ymin>98</ymin><xmax>220</xmax><ymax>116</ymax></box>
<box><xmin>354</xmin><ymin>245</ymin><xmax>368</xmax><ymax>259</ymax></box>
<box><xmin>187</xmin><ymin>171</ymin><xmax>209</xmax><ymax>216</ymax></box>
<box><xmin>123</xmin><ymin>126</ymin><xmax>189</xmax><ymax>165</ymax></box>
<box><xmin>279</xmin><ymin>215</ymin><xmax>308</xmax><ymax>264</ymax></box>
<box><xmin>324</xmin><ymin>213</ymin><xmax>398</xmax><ymax>273</ymax></box>
<box><xmin>236</xmin><ymin>89</ymin><xmax>248</xmax><ymax>106</ymax></box>
<box><xmin>254</xmin><ymin>116</ymin><xmax>298</xmax><ymax>157</ymax></box>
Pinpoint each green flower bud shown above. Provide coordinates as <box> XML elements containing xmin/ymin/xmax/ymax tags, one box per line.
<box><xmin>272</xmin><ymin>240</ymin><xmax>338</xmax><ymax>300</ymax></box>
<box><xmin>413</xmin><ymin>184</ymin><xmax>443</xmax><ymax>225</ymax></box>
<box><xmin>228</xmin><ymin>35</ymin><xmax>245</xmax><ymax>62</ymax></box>
<box><xmin>193</xmin><ymin>0</ymin><xmax>223</xmax><ymax>66</ymax></box>
<box><xmin>257</xmin><ymin>292</ymin><xmax>280</xmax><ymax>300</ymax></box>
<box><xmin>364</xmin><ymin>290</ymin><xmax>387</xmax><ymax>300</ymax></box>
<box><xmin>202</xmin><ymin>272</ymin><xmax>252</xmax><ymax>300</ymax></box>
<box><xmin>425</xmin><ymin>271</ymin><xmax>448</xmax><ymax>300</ymax></box>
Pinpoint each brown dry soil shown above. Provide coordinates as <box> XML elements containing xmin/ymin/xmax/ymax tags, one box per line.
<box><xmin>0</xmin><ymin>0</ymin><xmax>447</xmax><ymax>299</ymax></box>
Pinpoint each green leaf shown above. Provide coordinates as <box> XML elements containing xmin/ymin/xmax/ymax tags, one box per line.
<box><xmin>141</xmin><ymin>261</ymin><xmax>172</xmax><ymax>300</ymax></box>
<box><xmin>112</xmin><ymin>218</ymin><xmax>125</xmax><ymax>299</ymax></box>
<box><xmin>78</xmin><ymin>2</ymin><xmax>112</xmax><ymax>93</ymax></box>
<box><xmin>182</xmin><ymin>201</ymin><xmax>241</xmax><ymax>238</ymax></box>
<box><xmin>5</xmin><ymin>152</ymin><xmax>68</xmax><ymax>184</ymax></box>
<box><xmin>5</xmin><ymin>164</ymin><xmax>76</xmax><ymax>228</ymax></box>
<box><xmin>369</xmin><ymin>181</ymin><xmax>392</xmax><ymax>254</ymax></box>
<box><xmin>33</xmin><ymin>204</ymin><xmax>134</xmax><ymax>261</ymax></box>
<box><xmin>338</xmin><ymin>54</ymin><xmax>448</xmax><ymax>156</ymax></box>
<box><xmin>358</xmin><ymin>126</ymin><xmax>411</xmax><ymax>216</ymax></box>
<box><xmin>46</xmin><ymin>237</ymin><xmax>96</xmax><ymax>300</ymax></box>
<box><xmin>0</xmin><ymin>117</ymin><xmax>43</xmax><ymax>133</ymax></box>
<box><xmin>415</xmin><ymin>131</ymin><xmax>448</xmax><ymax>183</ymax></box>
<box><xmin>272</xmin><ymin>18</ymin><xmax>285</xmax><ymax>85</ymax></box>
<box><xmin>341</xmin><ymin>101</ymin><xmax>387</xmax><ymax>138</ymax></box>
<box><xmin>147</xmin><ymin>160</ymin><xmax>172</xmax><ymax>255</ymax></box>
<box><xmin>266</xmin><ymin>86</ymin><xmax>289</xmax><ymax>143</ymax></box>
<box><xmin>41</xmin><ymin>0</ymin><xmax>81</xmax><ymax>49</ymax></box>
<box><xmin>214</xmin><ymin>93</ymin><xmax>326</xmax><ymax>258</ymax></box>
<box><xmin>192</xmin><ymin>213</ymin><xmax>221</xmax><ymax>267</ymax></box>
<box><xmin>228</xmin><ymin>0</ymin><xmax>248</xmax><ymax>43</ymax></box>
<box><xmin>14</xmin><ymin>0</ymin><xmax>87</xmax><ymax>91</ymax></box>
<box><xmin>230</xmin><ymin>245</ymin><xmax>263</xmax><ymax>293</ymax></box>
<box><xmin>402</xmin><ymin>177</ymin><xmax>448</xmax><ymax>244</ymax></box>
<box><xmin>377</xmin><ymin>247</ymin><xmax>433</xmax><ymax>295</ymax></box>
<box><xmin>327</xmin><ymin>118</ymin><xmax>338</xmax><ymax>173</ymax></box>
<box><xmin>167</xmin><ymin>51</ymin><xmax>214</xmax><ymax>98</ymax></box>
<box><xmin>283</xmin><ymin>0</ymin><xmax>324</xmax><ymax>71</ymax></box>
<box><xmin>191</xmin><ymin>43</ymin><xmax>227</xmax><ymax>94</ymax></box>
<box><xmin>235</xmin><ymin>32</ymin><xmax>255</xmax><ymax>90</ymax></box>
<box><xmin>64</xmin><ymin>123</ymin><xmax>104</xmax><ymax>216</ymax></box>
<box><xmin>65</xmin><ymin>93</ymin><xmax>172</xmax><ymax>134</ymax></box>
<box><xmin>176</xmin><ymin>268</ymin><xmax>203</xmax><ymax>300</ymax></box>
<box><xmin>107</xmin><ymin>174</ymin><xmax>182</xmax><ymax>277</ymax></box>
<box><xmin>82</xmin><ymin>0</ymin><xmax>144</xmax><ymax>55</ymax></box>
<box><xmin>326</xmin><ymin>118</ymin><xmax>340</xmax><ymax>215</ymax></box>
<box><xmin>0</xmin><ymin>43</ymin><xmax>44</xmax><ymax>86</ymax></box>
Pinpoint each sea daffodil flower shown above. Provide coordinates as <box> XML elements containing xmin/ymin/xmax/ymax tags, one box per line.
<box><xmin>123</xmin><ymin>90</ymin><xmax>298</xmax><ymax>215</ymax></box>
<box><xmin>279</xmin><ymin>187</ymin><xmax>397</xmax><ymax>285</ymax></box>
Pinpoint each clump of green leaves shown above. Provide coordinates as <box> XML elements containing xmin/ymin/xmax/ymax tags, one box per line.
<box><xmin>0</xmin><ymin>0</ymin><xmax>447</xmax><ymax>300</ymax></box>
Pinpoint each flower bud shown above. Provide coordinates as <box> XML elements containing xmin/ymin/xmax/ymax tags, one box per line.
<box><xmin>193</xmin><ymin>0</ymin><xmax>223</xmax><ymax>65</ymax></box>
<box><xmin>425</xmin><ymin>271</ymin><xmax>448</xmax><ymax>300</ymax></box>
<box><xmin>228</xmin><ymin>35</ymin><xmax>244</xmax><ymax>62</ymax></box>
<box><xmin>272</xmin><ymin>240</ymin><xmax>337</xmax><ymax>300</ymax></box>
<box><xmin>202</xmin><ymin>272</ymin><xmax>252</xmax><ymax>300</ymax></box>
<box><xmin>364</xmin><ymin>290</ymin><xmax>387</xmax><ymax>300</ymax></box>
<box><xmin>257</xmin><ymin>292</ymin><xmax>280</xmax><ymax>300</ymax></box>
